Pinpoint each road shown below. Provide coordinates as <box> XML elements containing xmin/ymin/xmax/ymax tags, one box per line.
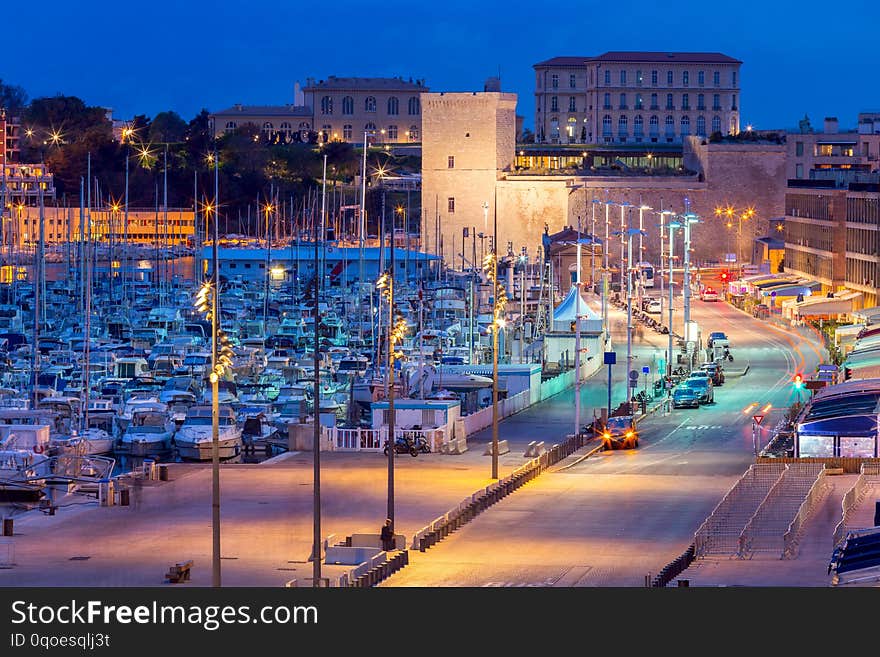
<box><xmin>382</xmin><ymin>284</ymin><xmax>827</xmax><ymax>586</ymax></box>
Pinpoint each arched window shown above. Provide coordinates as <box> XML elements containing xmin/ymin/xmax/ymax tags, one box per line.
<box><xmin>633</xmin><ymin>115</ymin><xmax>644</xmax><ymax>137</ymax></box>
<box><xmin>387</xmin><ymin>97</ymin><xmax>399</xmax><ymax>115</ymax></box>
<box><xmin>342</xmin><ymin>96</ymin><xmax>354</xmax><ymax>115</ymax></box>
<box><xmin>343</xmin><ymin>124</ymin><xmax>352</xmax><ymax>140</ymax></box>
<box><xmin>680</xmin><ymin>115</ymin><xmax>691</xmax><ymax>137</ymax></box>
<box><xmin>618</xmin><ymin>115</ymin><xmax>628</xmax><ymax>136</ymax></box>
<box><xmin>602</xmin><ymin>115</ymin><xmax>612</xmax><ymax>135</ymax></box>
<box><xmin>712</xmin><ymin>115</ymin><xmax>722</xmax><ymax>134</ymax></box>
<box><xmin>365</xmin><ymin>96</ymin><xmax>377</xmax><ymax>112</ymax></box>
<box><xmin>225</xmin><ymin>121</ymin><xmax>237</xmax><ymax>132</ymax></box>
<box><xmin>408</xmin><ymin>97</ymin><xmax>420</xmax><ymax>115</ymax></box>
<box><xmin>298</xmin><ymin>122</ymin><xmax>311</xmax><ymax>130</ymax></box>
<box><xmin>320</xmin><ymin>96</ymin><xmax>332</xmax><ymax>115</ymax></box>
<box><xmin>408</xmin><ymin>125</ymin><xmax>419</xmax><ymax>141</ymax></box>
<box><xmin>664</xmin><ymin>116</ymin><xmax>675</xmax><ymax>136</ymax></box>
<box><xmin>262</xmin><ymin>122</ymin><xmax>274</xmax><ymax>132</ymax></box>
<box><xmin>696</xmin><ymin>116</ymin><xmax>706</xmax><ymax>137</ymax></box>
<box><xmin>649</xmin><ymin>115</ymin><xmax>659</xmax><ymax>136</ymax></box>
<box><xmin>279</xmin><ymin>122</ymin><xmax>291</xmax><ymax>133</ymax></box>
<box><xmin>365</xmin><ymin>122</ymin><xmax>377</xmax><ymax>134</ymax></box>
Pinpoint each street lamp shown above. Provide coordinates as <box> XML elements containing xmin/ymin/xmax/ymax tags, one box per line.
<box><xmin>657</xmin><ymin>209</ymin><xmax>675</xmax><ymax>322</ymax></box>
<box><xmin>377</xmin><ymin>266</ymin><xmax>408</xmax><ymax>529</ymax></box>
<box><xmin>483</xmin><ymin>249</ymin><xmax>507</xmax><ymax>480</ymax></box>
<box><xmin>637</xmin><ymin>203</ymin><xmax>652</xmax><ymax>307</ymax></box>
<box><xmin>617</xmin><ymin>201</ymin><xmax>631</xmax><ymax>300</ymax></box>
<box><xmin>615</xmin><ymin>227</ymin><xmax>646</xmax><ymax>414</ymax></box>
<box><xmin>666</xmin><ymin>217</ymin><xmax>682</xmax><ymax>386</ymax></box>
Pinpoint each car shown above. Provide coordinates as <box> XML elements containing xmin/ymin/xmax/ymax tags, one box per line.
<box><xmin>597</xmin><ymin>415</ymin><xmax>639</xmax><ymax>449</ymax></box>
<box><xmin>672</xmin><ymin>384</ymin><xmax>701</xmax><ymax>408</ymax></box>
<box><xmin>700</xmin><ymin>288</ymin><xmax>719</xmax><ymax>301</ymax></box>
<box><xmin>684</xmin><ymin>377</ymin><xmax>714</xmax><ymax>404</ymax></box>
<box><xmin>707</xmin><ymin>331</ymin><xmax>728</xmax><ymax>348</ymax></box>
<box><xmin>700</xmin><ymin>362</ymin><xmax>725</xmax><ymax>386</ymax></box>
<box><xmin>644</xmin><ymin>298</ymin><xmax>662</xmax><ymax>314</ymax></box>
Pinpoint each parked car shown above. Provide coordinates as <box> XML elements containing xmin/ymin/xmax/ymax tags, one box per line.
<box><xmin>644</xmin><ymin>298</ymin><xmax>662</xmax><ymax>314</ymax></box>
<box><xmin>597</xmin><ymin>415</ymin><xmax>639</xmax><ymax>450</ymax></box>
<box><xmin>672</xmin><ymin>383</ymin><xmax>701</xmax><ymax>408</ymax></box>
<box><xmin>685</xmin><ymin>376</ymin><xmax>714</xmax><ymax>404</ymax></box>
<box><xmin>707</xmin><ymin>331</ymin><xmax>728</xmax><ymax>348</ymax></box>
<box><xmin>700</xmin><ymin>362</ymin><xmax>725</xmax><ymax>386</ymax></box>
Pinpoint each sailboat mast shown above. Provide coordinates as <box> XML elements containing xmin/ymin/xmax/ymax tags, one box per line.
<box><xmin>83</xmin><ymin>154</ymin><xmax>92</xmax><ymax>430</ymax></box>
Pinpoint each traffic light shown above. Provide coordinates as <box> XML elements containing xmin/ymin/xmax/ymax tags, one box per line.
<box><xmin>720</xmin><ymin>270</ymin><xmax>729</xmax><ymax>284</ymax></box>
<box><xmin>793</xmin><ymin>373</ymin><xmax>804</xmax><ymax>389</ymax></box>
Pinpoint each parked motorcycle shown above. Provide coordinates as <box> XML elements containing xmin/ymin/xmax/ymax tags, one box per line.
<box><xmin>383</xmin><ymin>433</ymin><xmax>430</xmax><ymax>457</ymax></box>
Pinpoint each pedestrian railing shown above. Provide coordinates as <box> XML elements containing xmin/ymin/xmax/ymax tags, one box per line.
<box><xmin>694</xmin><ymin>462</ymin><xmax>787</xmax><ymax>557</ymax></box>
<box><xmin>738</xmin><ymin>463</ymin><xmax>825</xmax><ymax>558</ymax></box>
<box><xmin>832</xmin><ymin>464</ymin><xmax>880</xmax><ymax>548</ymax></box>
<box><xmin>783</xmin><ymin>467</ymin><xmax>832</xmax><ymax>559</ymax></box>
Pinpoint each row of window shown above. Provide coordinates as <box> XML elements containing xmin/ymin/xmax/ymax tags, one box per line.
<box><xmin>787</xmin><ymin>195</ymin><xmax>834</xmax><ymax>220</ymax></box>
<box><xmin>320</xmin><ymin>96</ymin><xmax>420</xmax><ymax>116</ymax></box>
<box><xmin>596</xmin><ymin>115</ymin><xmax>721</xmax><ymax>137</ymax></box>
<box><xmin>223</xmin><ymin>121</ymin><xmax>419</xmax><ymax>141</ymax></box>
<box><xmin>786</xmin><ymin>220</ymin><xmax>834</xmax><ymax>252</ymax></box>
<box><xmin>845</xmin><ymin>256</ymin><xmax>877</xmax><ymax>290</ymax></box>
<box><xmin>848</xmin><ymin>197</ymin><xmax>880</xmax><ymax>224</ymax></box>
<box><xmin>785</xmin><ymin>248</ymin><xmax>833</xmax><ymax>282</ymax></box>
<box><xmin>599</xmin><ymin>69</ymin><xmax>735</xmax><ymax>88</ymax></box>
<box><xmin>846</xmin><ymin>227</ymin><xmax>879</xmax><ymax>257</ymax></box>
<box><xmin>549</xmin><ymin>92</ymin><xmax>735</xmax><ymax>113</ymax></box>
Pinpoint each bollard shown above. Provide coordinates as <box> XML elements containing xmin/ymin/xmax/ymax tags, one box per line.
<box><xmin>158</xmin><ymin>464</ymin><xmax>169</xmax><ymax>481</ymax></box>
<box><xmin>118</xmin><ymin>487</ymin><xmax>130</xmax><ymax>507</ymax></box>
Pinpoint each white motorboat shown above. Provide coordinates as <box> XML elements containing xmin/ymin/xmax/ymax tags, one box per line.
<box><xmin>174</xmin><ymin>405</ymin><xmax>242</xmax><ymax>461</ymax></box>
<box><xmin>117</xmin><ymin>403</ymin><xmax>175</xmax><ymax>457</ymax></box>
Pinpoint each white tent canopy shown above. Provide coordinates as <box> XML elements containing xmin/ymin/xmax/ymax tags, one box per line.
<box><xmin>552</xmin><ymin>285</ymin><xmax>603</xmax><ymax>333</ymax></box>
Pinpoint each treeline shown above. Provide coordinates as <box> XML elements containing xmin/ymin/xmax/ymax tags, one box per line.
<box><xmin>3</xmin><ymin>80</ymin><xmax>419</xmax><ymax>234</ymax></box>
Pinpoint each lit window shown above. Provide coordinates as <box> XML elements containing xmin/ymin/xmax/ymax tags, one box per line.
<box><xmin>448</xmin><ymin>156</ymin><xmax>454</xmax><ymax>168</ymax></box>
<box><xmin>365</xmin><ymin>97</ymin><xmax>377</xmax><ymax>112</ymax></box>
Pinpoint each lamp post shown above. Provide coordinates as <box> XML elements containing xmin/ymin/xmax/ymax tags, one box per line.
<box><xmin>638</xmin><ymin>203</ymin><xmax>651</xmax><ymax>308</ymax></box>
<box><xmin>657</xmin><ymin>209</ymin><xmax>674</xmax><ymax>324</ymax></box>
<box><xmin>618</xmin><ymin>201</ymin><xmax>631</xmax><ymax>300</ymax></box>
<box><xmin>680</xmin><ymin>210</ymin><xmax>700</xmax><ymax>334</ymax></box>
<box><xmin>602</xmin><ymin>200</ymin><xmax>612</xmax><ymax>340</ymax></box>
<box><xmin>590</xmin><ymin>198</ymin><xmax>601</xmax><ymax>291</ymax></box>
<box><xmin>312</xmin><ymin>154</ymin><xmax>327</xmax><ymax>586</ymax></box>
<box><xmin>616</xmin><ymin>227</ymin><xmax>646</xmax><ymax>414</ymax></box>
<box><xmin>667</xmin><ymin>218</ymin><xmax>681</xmax><ymax>385</ymax></box>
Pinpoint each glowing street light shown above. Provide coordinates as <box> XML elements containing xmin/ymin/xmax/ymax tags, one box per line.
<box><xmin>483</xmin><ymin>249</ymin><xmax>507</xmax><ymax>479</ymax></box>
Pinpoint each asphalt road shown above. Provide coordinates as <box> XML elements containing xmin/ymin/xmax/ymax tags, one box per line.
<box><xmin>382</xmin><ymin>285</ymin><xmax>828</xmax><ymax>586</ymax></box>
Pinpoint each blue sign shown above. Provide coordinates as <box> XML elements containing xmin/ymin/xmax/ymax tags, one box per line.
<box><xmin>604</xmin><ymin>352</ymin><xmax>616</xmax><ymax>365</ymax></box>
<box><xmin>642</xmin><ymin>366</ymin><xmax>650</xmax><ymax>374</ymax></box>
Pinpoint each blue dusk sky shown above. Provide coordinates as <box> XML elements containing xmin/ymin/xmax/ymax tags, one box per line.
<box><xmin>6</xmin><ymin>0</ymin><xmax>880</xmax><ymax>133</ymax></box>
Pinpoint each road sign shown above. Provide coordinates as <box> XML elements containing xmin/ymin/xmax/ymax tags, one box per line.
<box><xmin>629</xmin><ymin>379</ymin><xmax>639</xmax><ymax>388</ymax></box>
<box><xmin>752</xmin><ymin>415</ymin><xmax>764</xmax><ymax>425</ymax></box>
<box><xmin>641</xmin><ymin>366</ymin><xmax>650</xmax><ymax>374</ymax></box>
<box><xmin>604</xmin><ymin>352</ymin><xmax>616</xmax><ymax>365</ymax></box>
<box><xmin>629</xmin><ymin>370</ymin><xmax>639</xmax><ymax>381</ymax></box>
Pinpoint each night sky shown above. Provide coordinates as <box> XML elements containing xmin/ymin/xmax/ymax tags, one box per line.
<box><xmin>7</xmin><ymin>0</ymin><xmax>880</xmax><ymax>132</ymax></box>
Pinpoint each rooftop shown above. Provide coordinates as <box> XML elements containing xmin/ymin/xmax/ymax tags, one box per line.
<box><xmin>212</xmin><ymin>105</ymin><xmax>312</xmax><ymax>117</ymax></box>
<box><xmin>303</xmin><ymin>76</ymin><xmax>428</xmax><ymax>91</ymax></box>
<box><xmin>534</xmin><ymin>52</ymin><xmax>741</xmax><ymax>67</ymax></box>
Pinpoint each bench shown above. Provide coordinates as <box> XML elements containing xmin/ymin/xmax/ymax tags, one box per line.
<box><xmin>165</xmin><ymin>560</ymin><xmax>193</xmax><ymax>583</ymax></box>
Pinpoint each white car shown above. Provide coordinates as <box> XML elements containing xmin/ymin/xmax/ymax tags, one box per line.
<box><xmin>645</xmin><ymin>298</ymin><xmax>662</xmax><ymax>313</ymax></box>
<box><xmin>700</xmin><ymin>288</ymin><xmax>719</xmax><ymax>301</ymax></box>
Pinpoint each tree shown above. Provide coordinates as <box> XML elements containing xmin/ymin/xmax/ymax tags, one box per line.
<box><xmin>520</xmin><ymin>127</ymin><xmax>534</xmax><ymax>143</ymax></box>
<box><xmin>0</xmin><ymin>79</ymin><xmax>28</xmax><ymax>114</ymax></box>
<box><xmin>149</xmin><ymin>110</ymin><xmax>187</xmax><ymax>144</ymax></box>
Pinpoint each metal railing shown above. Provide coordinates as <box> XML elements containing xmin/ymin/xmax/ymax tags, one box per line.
<box><xmin>832</xmin><ymin>464</ymin><xmax>880</xmax><ymax>548</ymax></box>
<box><xmin>694</xmin><ymin>462</ymin><xmax>787</xmax><ymax>557</ymax></box>
<box><xmin>738</xmin><ymin>463</ymin><xmax>825</xmax><ymax>558</ymax></box>
<box><xmin>782</xmin><ymin>466</ymin><xmax>831</xmax><ymax>558</ymax></box>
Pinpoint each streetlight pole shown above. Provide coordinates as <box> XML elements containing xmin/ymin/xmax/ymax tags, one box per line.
<box><xmin>667</xmin><ymin>219</ymin><xmax>680</xmax><ymax>387</ymax></box>
<box><xmin>358</xmin><ymin>130</ymin><xmax>369</xmax><ymax>343</ymax></box>
<box><xmin>312</xmin><ymin>154</ymin><xmax>326</xmax><ymax>586</ymax></box>
<box><xmin>618</xmin><ymin>202</ymin><xmax>630</xmax><ymax>300</ymax></box>
<box><xmin>602</xmin><ymin>200</ymin><xmax>611</xmax><ymax>340</ymax></box>
<box><xmin>638</xmin><ymin>203</ymin><xmax>651</xmax><ymax>308</ymax></box>
<box><xmin>386</xmin><ymin>227</ymin><xmax>396</xmax><ymax>526</ymax></box>
<box><xmin>210</xmin><ymin>145</ymin><xmax>221</xmax><ymax>588</ymax></box>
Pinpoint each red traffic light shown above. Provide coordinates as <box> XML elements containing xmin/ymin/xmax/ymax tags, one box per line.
<box><xmin>720</xmin><ymin>270</ymin><xmax>729</xmax><ymax>282</ymax></box>
<box><xmin>793</xmin><ymin>373</ymin><xmax>804</xmax><ymax>388</ymax></box>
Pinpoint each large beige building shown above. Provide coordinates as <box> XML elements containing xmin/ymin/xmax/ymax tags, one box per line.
<box><xmin>211</xmin><ymin>76</ymin><xmax>429</xmax><ymax>144</ymax></box>
<box><xmin>422</xmin><ymin>90</ymin><xmax>786</xmax><ymax>273</ymax></box>
<box><xmin>534</xmin><ymin>52</ymin><xmax>741</xmax><ymax>145</ymax></box>
<box><xmin>302</xmin><ymin>76</ymin><xmax>428</xmax><ymax>144</ymax></box>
